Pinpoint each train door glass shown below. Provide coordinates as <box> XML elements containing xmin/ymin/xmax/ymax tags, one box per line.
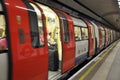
<box><xmin>29</xmin><ymin>3</ymin><xmax>45</xmax><ymax>47</ymax></box>
<box><xmin>57</xmin><ymin>13</ymin><xmax>70</xmax><ymax>43</ymax></box>
<box><xmin>35</xmin><ymin>3</ymin><xmax>62</xmax><ymax>79</ymax></box>
<box><xmin>0</xmin><ymin>1</ymin><xmax>8</xmax><ymax>80</ymax></box>
<box><xmin>61</xmin><ymin>16</ymin><xmax>69</xmax><ymax>43</ymax></box>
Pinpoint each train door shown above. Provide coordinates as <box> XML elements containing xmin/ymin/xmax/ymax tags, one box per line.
<box><xmin>106</xmin><ymin>28</ymin><xmax>110</xmax><ymax>46</ymax></box>
<box><xmin>104</xmin><ymin>28</ymin><xmax>109</xmax><ymax>47</ymax></box>
<box><xmin>110</xmin><ymin>30</ymin><xmax>113</xmax><ymax>43</ymax></box>
<box><xmin>53</xmin><ymin>11</ymin><xmax>75</xmax><ymax>73</ymax></box>
<box><xmin>101</xmin><ymin>27</ymin><xmax>105</xmax><ymax>48</ymax></box>
<box><xmin>90</xmin><ymin>21</ymin><xmax>99</xmax><ymax>54</ymax></box>
<box><xmin>29</xmin><ymin>2</ymin><xmax>63</xmax><ymax>79</ymax></box>
<box><xmin>85</xmin><ymin>20</ymin><xmax>95</xmax><ymax>57</ymax></box>
<box><xmin>0</xmin><ymin>1</ymin><xmax>8</xmax><ymax>80</ymax></box>
<box><xmin>108</xmin><ymin>29</ymin><xmax>110</xmax><ymax>45</ymax></box>
<box><xmin>5</xmin><ymin>0</ymin><xmax>48</xmax><ymax>80</ymax></box>
<box><xmin>98</xmin><ymin>25</ymin><xmax>103</xmax><ymax>51</ymax></box>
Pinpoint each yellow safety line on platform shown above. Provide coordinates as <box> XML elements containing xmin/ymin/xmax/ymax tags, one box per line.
<box><xmin>79</xmin><ymin>42</ymin><xmax>117</xmax><ymax>80</ymax></box>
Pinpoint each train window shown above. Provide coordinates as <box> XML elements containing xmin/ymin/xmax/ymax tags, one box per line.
<box><xmin>81</xmin><ymin>28</ymin><xmax>88</xmax><ymax>40</ymax></box>
<box><xmin>57</xmin><ymin>13</ymin><xmax>70</xmax><ymax>43</ymax></box>
<box><xmin>28</xmin><ymin>3</ymin><xmax>45</xmax><ymax>47</ymax></box>
<box><xmin>0</xmin><ymin>2</ymin><xmax>3</xmax><ymax>11</ymax></box>
<box><xmin>62</xmin><ymin>17</ymin><xmax>69</xmax><ymax>43</ymax></box>
<box><xmin>101</xmin><ymin>30</ymin><xmax>105</xmax><ymax>37</ymax></box>
<box><xmin>0</xmin><ymin>14</ymin><xmax>7</xmax><ymax>51</ymax></box>
<box><xmin>74</xmin><ymin>26</ymin><xmax>82</xmax><ymax>41</ymax></box>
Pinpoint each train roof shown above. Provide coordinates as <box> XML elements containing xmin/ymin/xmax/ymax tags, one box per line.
<box><xmin>71</xmin><ymin>17</ymin><xmax>87</xmax><ymax>27</ymax></box>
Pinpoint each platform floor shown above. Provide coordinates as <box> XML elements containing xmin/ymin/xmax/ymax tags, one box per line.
<box><xmin>90</xmin><ymin>41</ymin><xmax>120</xmax><ymax>80</ymax></box>
<box><xmin>70</xmin><ymin>40</ymin><xmax>120</xmax><ymax>80</ymax></box>
<box><xmin>85</xmin><ymin>41</ymin><xmax>120</xmax><ymax>80</ymax></box>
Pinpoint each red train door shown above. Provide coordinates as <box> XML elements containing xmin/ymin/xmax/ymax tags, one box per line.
<box><xmin>101</xmin><ymin>27</ymin><xmax>105</xmax><ymax>48</ymax></box>
<box><xmin>5</xmin><ymin>0</ymin><xmax>48</xmax><ymax>80</ymax></box>
<box><xmin>53</xmin><ymin>9</ymin><xmax>75</xmax><ymax>73</ymax></box>
<box><xmin>85</xmin><ymin>20</ymin><xmax>95</xmax><ymax>57</ymax></box>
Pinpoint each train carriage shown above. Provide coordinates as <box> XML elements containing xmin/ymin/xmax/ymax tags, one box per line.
<box><xmin>72</xmin><ymin>17</ymin><xmax>89</xmax><ymax>64</ymax></box>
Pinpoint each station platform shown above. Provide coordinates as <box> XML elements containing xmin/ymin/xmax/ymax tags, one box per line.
<box><xmin>89</xmin><ymin>41</ymin><xmax>120</xmax><ymax>80</ymax></box>
<box><xmin>68</xmin><ymin>40</ymin><xmax>120</xmax><ymax>80</ymax></box>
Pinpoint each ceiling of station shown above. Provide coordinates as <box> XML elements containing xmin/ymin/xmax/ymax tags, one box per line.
<box><xmin>56</xmin><ymin>0</ymin><xmax>120</xmax><ymax>31</ymax></box>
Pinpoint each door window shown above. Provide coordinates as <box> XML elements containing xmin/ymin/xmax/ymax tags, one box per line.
<box><xmin>55</xmin><ymin>13</ymin><xmax>70</xmax><ymax>43</ymax></box>
<box><xmin>0</xmin><ymin>2</ymin><xmax>7</xmax><ymax>51</ymax></box>
<box><xmin>0</xmin><ymin>3</ymin><xmax>3</xmax><ymax>11</ymax></box>
<box><xmin>24</xmin><ymin>2</ymin><xmax>45</xmax><ymax>48</ymax></box>
<box><xmin>30</xmin><ymin>3</ymin><xmax>45</xmax><ymax>46</ymax></box>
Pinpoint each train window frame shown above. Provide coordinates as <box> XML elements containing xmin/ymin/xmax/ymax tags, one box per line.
<box><xmin>57</xmin><ymin>13</ymin><xmax>70</xmax><ymax>43</ymax></box>
<box><xmin>23</xmin><ymin>0</ymin><xmax>45</xmax><ymax>48</ymax></box>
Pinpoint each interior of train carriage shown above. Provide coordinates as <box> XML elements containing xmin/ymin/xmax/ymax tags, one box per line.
<box><xmin>0</xmin><ymin>1</ymin><xmax>8</xmax><ymax>80</ymax></box>
<box><xmin>29</xmin><ymin>2</ymin><xmax>63</xmax><ymax>79</ymax></box>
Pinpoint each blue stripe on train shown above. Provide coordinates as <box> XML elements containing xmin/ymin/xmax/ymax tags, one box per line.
<box><xmin>75</xmin><ymin>53</ymin><xmax>88</xmax><ymax>64</ymax></box>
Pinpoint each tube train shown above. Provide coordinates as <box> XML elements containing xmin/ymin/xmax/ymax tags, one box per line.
<box><xmin>0</xmin><ymin>0</ymin><xmax>120</xmax><ymax>80</ymax></box>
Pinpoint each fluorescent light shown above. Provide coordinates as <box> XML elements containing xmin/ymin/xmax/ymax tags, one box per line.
<box><xmin>118</xmin><ymin>0</ymin><xmax>120</xmax><ymax>1</ymax></box>
<box><xmin>118</xmin><ymin>1</ymin><xmax>120</xmax><ymax>5</ymax></box>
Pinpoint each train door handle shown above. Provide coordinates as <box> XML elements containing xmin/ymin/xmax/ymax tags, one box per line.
<box><xmin>18</xmin><ymin>28</ymin><xmax>25</xmax><ymax>44</ymax></box>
